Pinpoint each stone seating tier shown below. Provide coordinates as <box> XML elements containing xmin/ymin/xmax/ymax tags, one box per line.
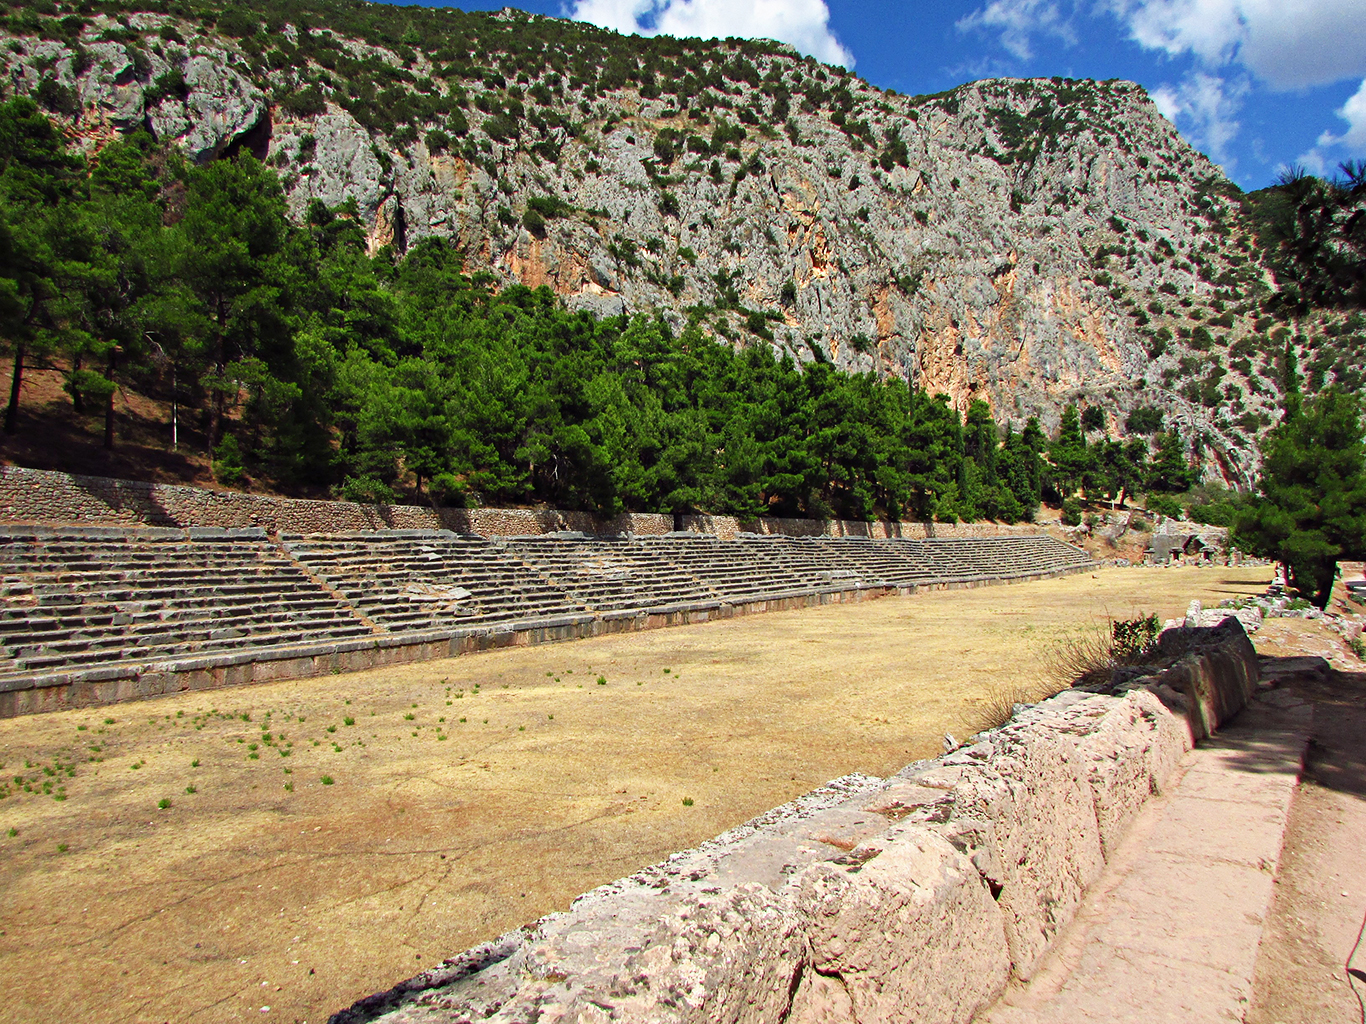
<box><xmin>0</xmin><ymin>527</ymin><xmax>1092</xmax><ymax>685</ymax></box>
<box><xmin>0</xmin><ymin>527</ymin><xmax>372</xmax><ymax>683</ymax></box>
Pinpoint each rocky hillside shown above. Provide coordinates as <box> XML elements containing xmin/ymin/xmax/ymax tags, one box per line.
<box><xmin>0</xmin><ymin>0</ymin><xmax>1322</xmax><ymax>487</ymax></box>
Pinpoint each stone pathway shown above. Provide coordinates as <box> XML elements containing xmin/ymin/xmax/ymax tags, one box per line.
<box><xmin>981</xmin><ymin>688</ymin><xmax>1313</xmax><ymax>1024</ymax></box>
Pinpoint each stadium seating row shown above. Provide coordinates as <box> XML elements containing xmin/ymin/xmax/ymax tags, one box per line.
<box><xmin>0</xmin><ymin>525</ymin><xmax>1091</xmax><ymax>684</ymax></box>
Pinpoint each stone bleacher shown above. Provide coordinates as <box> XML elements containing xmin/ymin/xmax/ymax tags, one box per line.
<box><xmin>0</xmin><ymin>525</ymin><xmax>1092</xmax><ymax>702</ymax></box>
<box><xmin>505</xmin><ymin>534</ymin><xmax>719</xmax><ymax>614</ymax></box>
<box><xmin>0</xmin><ymin>525</ymin><xmax>371</xmax><ymax>685</ymax></box>
<box><xmin>280</xmin><ymin>531</ymin><xmax>589</xmax><ymax>632</ymax></box>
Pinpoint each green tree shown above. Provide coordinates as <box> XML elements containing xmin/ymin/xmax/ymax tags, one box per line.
<box><xmin>0</xmin><ymin>97</ymin><xmax>87</xmax><ymax>434</ymax></box>
<box><xmin>68</xmin><ymin>134</ymin><xmax>177</xmax><ymax>447</ymax></box>
<box><xmin>174</xmin><ymin>155</ymin><xmax>296</xmax><ymax>452</ymax></box>
<box><xmin>1048</xmin><ymin>405</ymin><xmax>1091</xmax><ymax>497</ymax></box>
<box><xmin>1147</xmin><ymin>430</ymin><xmax>1194</xmax><ymax>493</ymax></box>
<box><xmin>1235</xmin><ymin>388</ymin><xmax>1366</xmax><ymax>608</ymax></box>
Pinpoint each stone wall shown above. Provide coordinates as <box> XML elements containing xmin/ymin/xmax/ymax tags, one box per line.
<box><xmin>0</xmin><ymin>465</ymin><xmax>1043</xmax><ymax>540</ymax></box>
<box><xmin>329</xmin><ymin>618</ymin><xmax>1259</xmax><ymax>1024</ymax></box>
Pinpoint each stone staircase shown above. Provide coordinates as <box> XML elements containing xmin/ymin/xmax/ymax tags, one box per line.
<box><xmin>0</xmin><ymin>525</ymin><xmax>1092</xmax><ymax>695</ymax></box>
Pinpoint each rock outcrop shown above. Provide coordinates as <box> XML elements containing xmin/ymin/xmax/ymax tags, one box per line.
<box><xmin>1</xmin><ymin>5</ymin><xmax>1290</xmax><ymax>484</ymax></box>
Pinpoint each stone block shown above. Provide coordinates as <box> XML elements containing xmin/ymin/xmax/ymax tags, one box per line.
<box><xmin>792</xmin><ymin>827</ymin><xmax>1010</xmax><ymax>1024</ymax></box>
<box><xmin>891</xmin><ymin>719</ymin><xmax>1105</xmax><ymax>978</ymax></box>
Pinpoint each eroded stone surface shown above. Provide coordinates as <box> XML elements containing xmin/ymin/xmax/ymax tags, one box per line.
<box><xmin>794</xmin><ymin>828</ymin><xmax>1009</xmax><ymax>1024</ymax></box>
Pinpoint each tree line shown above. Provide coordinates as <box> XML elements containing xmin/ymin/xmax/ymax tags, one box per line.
<box><xmin>3</xmin><ymin>96</ymin><xmax>1209</xmax><ymax>522</ymax></box>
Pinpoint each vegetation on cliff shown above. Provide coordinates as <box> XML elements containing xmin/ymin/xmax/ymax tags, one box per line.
<box><xmin>1</xmin><ymin>0</ymin><xmax>1364</xmax><ymax>555</ymax></box>
<box><xmin>1</xmin><ymin>96</ymin><xmax>1229</xmax><ymax>521</ymax></box>
<box><xmin>0</xmin><ymin>0</ymin><xmax>1326</xmax><ymax>489</ymax></box>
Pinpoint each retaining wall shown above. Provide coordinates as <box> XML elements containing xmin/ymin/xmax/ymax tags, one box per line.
<box><xmin>329</xmin><ymin>618</ymin><xmax>1260</xmax><ymax>1024</ymax></box>
<box><xmin>0</xmin><ymin>465</ymin><xmax>1041</xmax><ymax>540</ymax></box>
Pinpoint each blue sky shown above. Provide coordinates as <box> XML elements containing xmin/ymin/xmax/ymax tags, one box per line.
<box><xmin>395</xmin><ymin>1</ymin><xmax>1366</xmax><ymax>191</ymax></box>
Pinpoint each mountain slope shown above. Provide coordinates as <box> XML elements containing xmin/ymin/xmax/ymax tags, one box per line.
<box><xmin>0</xmin><ymin>0</ymin><xmax>1310</xmax><ymax>486</ymax></box>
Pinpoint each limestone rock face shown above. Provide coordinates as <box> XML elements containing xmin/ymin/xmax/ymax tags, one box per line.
<box><xmin>0</xmin><ymin>9</ymin><xmax>1282</xmax><ymax>484</ymax></box>
<box><xmin>147</xmin><ymin>54</ymin><xmax>267</xmax><ymax>162</ymax></box>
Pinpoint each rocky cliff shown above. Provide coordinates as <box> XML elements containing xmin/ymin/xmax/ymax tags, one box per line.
<box><xmin>0</xmin><ymin>1</ymin><xmax>1302</xmax><ymax>485</ymax></box>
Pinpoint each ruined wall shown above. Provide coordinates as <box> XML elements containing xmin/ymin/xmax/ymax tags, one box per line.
<box><xmin>330</xmin><ymin>618</ymin><xmax>1259</xmax><ymax>1024</ymax></box>
<box><xmin>0</xmin><ymin>465</ymin><xmax>1043</xmax><ymax>540</ymax></box>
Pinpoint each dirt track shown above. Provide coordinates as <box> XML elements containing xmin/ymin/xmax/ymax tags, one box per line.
<box><xmin>0</xmin><ymin>565</ymin><xmax>1271</xmax><ymax>1024</ymax></box>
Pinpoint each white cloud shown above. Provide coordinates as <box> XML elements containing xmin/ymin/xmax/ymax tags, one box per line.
<box><xmin>1317</xmin><ymin>78</ymin><xmax>1366</xmax><ymax>154</ymax></box>
<box><xmin>568</xmin><ymin>0</ymin><xmax>854</xmax><ymax>67</ymax></box>
<box><xmin>1150</xmin><ymin>71</ymin><xmax>1248</xmax><ymax>166</ymax></box>
<box><xmin>1150</xmin><ymin>84</ymin><xmax>1182</xmax><ymax>121</ymax></box>
<box><xmin>1296</xmin><ymin>77</ymin><xmax>1366</xmax><ymax>174</ymax></box>
<box><xmin>1117</xmin><ymin>0</ymin><xmax>1366</xmax><ymax>90</ymax></box>
<box><xmin>961</xmin><ymin>0</ymin><xmax>1366</xmax><ymax>90</ymax></box>
<box><xmin>955</xmin><ymin>0</ymin><xmax>1077</xmax><ymax>61</ymax></box>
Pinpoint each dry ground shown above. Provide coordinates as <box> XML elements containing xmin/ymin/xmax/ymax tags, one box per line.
<box><xmin>0</xmin><ymin>565</ymin><xmax>1270</xmax><ymax>1024</ymax></box>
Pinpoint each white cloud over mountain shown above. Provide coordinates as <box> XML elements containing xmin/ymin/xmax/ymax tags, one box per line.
<box><xmin>1298</xmin><ymin>78</ymin><xmax>1366</xmax><ymax>175</ymax></box>
<box><xmin>567</xmin><ymin>0</ymin><xmax>854</xmax><ymax>67</ymax></box>
<box><xmin>1117</xmin><ymin>0</ymin><xmax>1366</xmax><ymax>90</ymax></box>
<box><xmin>959</xmin><ymin>0</ymin><xmax>1366</xmax><ymax>174</ymax></box>
<box><xmin>956</xmin><ymin>0</ymin><xmax>1076</xmax><ymax>61</ymax></box>
<box><xmin>1150</xmin><ymin>71</ymin><xmax>1248</xmax><ymax>165</ymax></box>
<box><xmin>959</xmin><ymin>0</ymin><xmax>1366</xmax><ymax>90</ymax></box>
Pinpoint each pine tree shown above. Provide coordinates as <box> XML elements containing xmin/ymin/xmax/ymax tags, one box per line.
<box><xmin>1048</xmin><ymin>405</ymin><xmax>1090</xmax><ymax>498</ymax></box>
<box><xmin>1235</xmin><ymin>388</ymin><xmax>1366</xmax><ymax>607</ymax></box>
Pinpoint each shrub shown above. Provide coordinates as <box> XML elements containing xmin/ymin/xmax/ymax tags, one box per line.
<box><xmin>1126</xmin><ymin>405</ymin><xmax>1165</xmax><ymax>434</ymax></box>
<box><xmin>522</xmin><ymin>208</ymin><xmax>546</xmax><ymax>235</ymax></box>
<box><xmin>1061</xmin><ymin>498</ymin><xmax>1083</xmax><ymax>526</ymax></box>
<box><xmin>36</xmin><ymin>76</ymin><xmax>79</xmax><ymax>116</ymax></box>
<box><xmin>1111</xmin><ymin>614</ymin><xmax>1160</xmax><ymax>661</ymax></box>
<box><xmin>429</xmin><ymin>473</ymin><xmax>466</xmax><ymax>507</ymax></box>
<box><xmin>215</xmin><ymin>10</ymin><xmax>261</xmax><ymax>37</ymax></box>
<box><xmin>340</xmin><ymin>475</ymin><xmax>395</xmax><ymax>505</ymax></box>
<box><xmin>212</xmin><ymin>434</ymin><xmax>246</xmax><ymax>487</ymax></box>
<box><xmin>1146</xmin><ymin>493</ymin><xmax>1183</xmax><ymax>518</ymax></box>
<box><xmin>281</xmin><ymin>87</ymin><xmax>326</xmax><ymax>119</ymax></box>
<box><xmin>1047</xmin><ymin>612</ymin><xmax>1164</xmax><ymax>688</ymax></box>
<box><xmin>144</xmin><ymin>68</ymin><xmax>189</xmax><ymax>106</ymax></box>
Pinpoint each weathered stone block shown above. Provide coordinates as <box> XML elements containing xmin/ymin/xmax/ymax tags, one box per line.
<box><xmin>792</xmin><ymin>828</ymin><xmax>1010</xmax><ymax>1024</ymax></box>
<box><xmin>890</xmin><ymin>721</ymin><xmax>1105</xmax><ymax>978</ymax></box>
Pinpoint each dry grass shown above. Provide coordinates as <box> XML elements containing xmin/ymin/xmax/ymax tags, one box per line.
<box><xmin>0</xmin><ymin>565</ymin><xmax>1271</xmax><ymax>1024</ymax></box>
<box><xmin>972</xmin><ymin>675</ymin><xmax>1074</xmax><ymax>733</ymax></box>
<box><xmin>1045</xmin><ymin>620</ymin><xmax>1128</xmax><ymax>688</ymax></box>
